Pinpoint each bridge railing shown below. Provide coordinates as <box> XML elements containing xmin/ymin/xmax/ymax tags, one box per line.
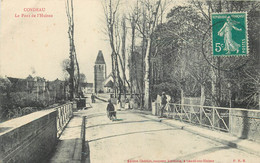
<box><xmin>155</xmin><ymin>103</ymin><xmax>260</xmax><ymax>142</ymax></box>
<box><xmin>163</xmin><ymin>103</ymin><xmax>231</xmax><ymax>132</ymax></box>
<box><xmin>55</xmin><ymin>102</ymin><xmax>74</xmax><ymax>137</ymax></box>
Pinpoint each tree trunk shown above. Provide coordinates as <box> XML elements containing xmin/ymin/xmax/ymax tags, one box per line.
<box><xmin>141</xmin><ymin>36</ymin><xmax>145</xmax><ymax>108</ymax></box>
<box><xmin>130</xmin><ymin>19</ymin><xmax>136</xmax><ymax>96</ymax></box>
<box><xmin>121</xmin><ymin>17</ymin><xmax>127</xmax><ymax>98</ymax></box>
<box><xmin>200</xmin><ymin>84</ymin><xmax>205</xmax><ymax>106</ymax></box>
<box><xmin>69</xmin><ymin>50</ymin><xmax>74</xmax><ymax>100</ymax></box>
<box><xmin>143</xmin><ymin>0</ymin><xmax>161</xmax><ymax>110</ymax></box>
<box><xmin>211</xmin><ymin>66</ymin><xmax>217</xmax><ymax>106</ymax></box>
<box><xmin>144</xmin><ymin>37</ymin><xmax>151</xmax><ymax>110</ymax></box>
<box><xmin>112</xmin><ymin>53</ymin><xmax>116</xmax><ymax>97</ymax></box>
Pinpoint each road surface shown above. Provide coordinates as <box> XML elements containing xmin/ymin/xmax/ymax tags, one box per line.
<box><xmin>81</xmin><ymin>95</ymin><xmax>260</xmax><ymax>163</ymax></box>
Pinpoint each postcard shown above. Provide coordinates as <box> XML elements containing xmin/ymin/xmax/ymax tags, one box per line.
<box><xmin>0</xmin><ymin>0</ymin><xmax>259</xmax><ymax>162</ymax></box>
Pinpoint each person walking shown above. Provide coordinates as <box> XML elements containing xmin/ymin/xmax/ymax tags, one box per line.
<box><xmin>91</xmin><ymin>93</ymin><xmax>95</xmax><ymax>103</ymax></box>
<box><xmin>125</xmin><ymin>97</ymin><xmax>130</xmax><ymax>109</ymax></box>
<box><xmin>160</xmin><ymin>92</ymin><xmax>167</xmax><ymax>118</ymax></box>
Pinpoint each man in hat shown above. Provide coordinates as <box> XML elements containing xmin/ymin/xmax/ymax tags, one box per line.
<box><xmin>160</xmin><ymin>92</ymin><xmax>167</xmax><ymax>118</ymax></box>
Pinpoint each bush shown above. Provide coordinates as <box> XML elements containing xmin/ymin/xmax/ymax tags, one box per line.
<box><xmin>0</xmin><ymin>91</ymin><xmax>59</xmax><ymax>122</ymax></box>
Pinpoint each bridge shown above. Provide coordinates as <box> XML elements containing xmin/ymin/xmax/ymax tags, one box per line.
<box><xmin>0</xmin><ymin>94</ymin><xmax>260</xmax><ymax>163</ymax></box>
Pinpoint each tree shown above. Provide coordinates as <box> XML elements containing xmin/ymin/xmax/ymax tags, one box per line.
<box><xmin>65</xmin><ymin>0</ymin><xmax>80</xmax><ymax>99</ymax></box>
<box><xmin>191</xmin><ymin>0</ymin><xmax>260</xmax><ymax>108</ymax></box>
<box><xmin>102</xmin><ymin>0</ymin><xmax>131</xmax><ymax>101</ymax></box>
<box><xmin>149</xmin><ymin>0</ymin><xmax>259</xmax><ymax>109</ymax></box>
<box><xmin>102</xmin><ymin>0</ymin><xmax>120</xmax><ymax>98</ymax></box>
<box><xmin>150</xmin><ymin>6</ymin><xmax>210</xmax><ymax>106</ymax></box>
<box><xmin>137</xmin><ymin>0</ymin><xmax>162</xmax><ymax>110</ymax></box>
<box><xmin>79</xmin><ymin>73</ymin><xmax>86</xmax><ymax>83</ymax></box>
<box><xmin>61</xmin><ymin>59</ymin><xmax>70</xmax><ymax>81</ymax></box>
<box><xmin>128</xmin><ymin>1</ymin><xmax>139</xmax><ymax>96</ymax></box>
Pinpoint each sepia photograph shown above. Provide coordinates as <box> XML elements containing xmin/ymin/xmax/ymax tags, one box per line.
<box><xmin>0</xmin><ymin>0</ymin><xmax>259</xmax><ymax>162</ymax></box>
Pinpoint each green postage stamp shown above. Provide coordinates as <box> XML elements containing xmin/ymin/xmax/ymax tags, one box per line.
<box><xmin>211</xmin><ymin>12</ymin><xmax>248</xmax><ymax>56</ymax></box>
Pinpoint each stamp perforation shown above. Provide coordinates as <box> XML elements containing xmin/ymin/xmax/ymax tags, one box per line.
<box><xmin>211</xmin><ymin>12</ymin><xmax>249</xmax><ymax>57</ymax></box>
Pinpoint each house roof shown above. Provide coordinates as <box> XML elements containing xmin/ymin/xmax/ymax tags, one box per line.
<box><xmin>81</xmin><ymin>83</ymin><xmax>93</xmax><ymax>88</ymax></box>
<box><xmin>95</xmin><ymin>50</ymin><xmax>105</xmax><ymax>64</ymax></box>
<box><xmin>103</xmin><ymin>73</ymin><xmax>113</xmax><ymax>85</ymax></box>
<box><xmin>7</xmin><ymin>77</ymin><xmax>21</xmax><ymax>83</ymax></box>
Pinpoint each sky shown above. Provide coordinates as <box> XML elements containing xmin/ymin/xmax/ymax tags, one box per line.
<box><xmin>0</xmin><ymin>0</ymin><xmax>112</xmax><ymax>83</ymax></box>
<box><xmin>0</xmin><ymin>0</ymin><xmax>186</xmax><ymax>83</ymax></box>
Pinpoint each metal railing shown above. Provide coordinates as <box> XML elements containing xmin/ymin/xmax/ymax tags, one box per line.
<box><xmin>55</xmin><ymin>102</ymin><xmax>74</xmax><ymax>137</ymax></box>
<box><xmin>156</xmin><ymin>103</ymin><xmax>237</xmax><ymax>132</ymax></box>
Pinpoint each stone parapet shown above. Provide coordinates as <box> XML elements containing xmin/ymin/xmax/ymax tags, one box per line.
<box><xmin>229</xmin><ymin>108</ymin><xmax>260</xmax><ymax>143</ymax></box>
<box><xmin>0</xmin><ymin>109</ymin><xmax>57</xmax><ymax>162</ymax></box>
<box><xmin>0</xmin><ymin>102</ymin><xmax>74</xmax><ymax>162</ymax></box>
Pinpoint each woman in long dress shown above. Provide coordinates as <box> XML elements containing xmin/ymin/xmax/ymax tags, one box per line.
<box><xmin>218</xmin><ymin>16</ymin><xmax>242</xmax><ymax>54</ymax></box>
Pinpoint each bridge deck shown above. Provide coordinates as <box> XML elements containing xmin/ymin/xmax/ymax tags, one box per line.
<box><xmin>47</xmin><ymin>94</ymin><xmax>260</xmax><ymax>163</ymax></box>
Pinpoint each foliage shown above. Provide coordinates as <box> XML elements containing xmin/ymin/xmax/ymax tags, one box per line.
<box><xmin>0</xmin><ymin>77</ymin><xmax>69</xmax><ymax>122</ymax></box>
<box><xmin>0</xmin><ymin>92</ymin><xmax>48</xmax><ymax>122</ymax></box>
<box><xmin>148</xmin><ymin>1</ymin><xmax>260</xmax><ymax>109</ymax></box>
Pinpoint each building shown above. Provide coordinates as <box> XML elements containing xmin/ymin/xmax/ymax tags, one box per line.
<box><xmin>94</xmin><ymin>50</ymin><xmax>107</xmax><ymax>93</ymax></box>
<box><xmin>26</xmin><ymin>75</ymin><xmax>46</xmax><ymax>93</ymax></box>
<box><xmin>47</xmin><ymin>79</ymin><xmax>69</xmax><ymax>100</ymax></box>
<box><xmin>7</xmin><ymin>75</ymin><xmax>46</xmax><ymax>93</ymax></box>
<box><xmin>103</xmin><ymin>73</ymin><xmax>114</xmax><ymax>93</ymax></box>
<box><xmin>81</xmin><ymin>83</ymin><xmax>94</xmax><ymax>94</ymax></box>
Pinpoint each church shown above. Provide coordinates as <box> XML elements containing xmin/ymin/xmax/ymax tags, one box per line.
<box><xmin>93</xmin><ymin>50</ymin><xmax>114</xmax><ymax>93</ymax></box>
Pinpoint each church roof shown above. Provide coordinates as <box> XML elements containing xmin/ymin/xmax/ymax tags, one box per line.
<box><xmin>95</xmin><ymin>50</ymin><xmax>105</xmax><ymax>64</ymax></box>
<box><xmin>104</xmin><ymin>80</ymin><xmax>113</xmax><ymax>87</ymax></box>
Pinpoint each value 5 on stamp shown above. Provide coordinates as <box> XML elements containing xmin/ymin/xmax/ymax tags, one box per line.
<box><xmin>212</xmin><ymin>12</ymin><xmax>248</xmax><ymax>56</ymax></box>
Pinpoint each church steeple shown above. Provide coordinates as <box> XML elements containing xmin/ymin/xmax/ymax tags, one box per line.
<box><xmin>95</xmin><ymin>50</ymin><xmax>105</xmax><ymax>64</ymax></box>
<box><xmin>94</xmin><ymin>50</ymin><xmax>106</xmax><ymax>93</ymax></box>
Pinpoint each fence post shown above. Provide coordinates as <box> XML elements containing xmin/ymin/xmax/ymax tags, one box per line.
<box><xmin>189</xmin><ymin>106</ymin><xmax>192</xmax><ymax>123</ymax></box>
<box><xmin>229</xmin><ymin>109</ymin><xmax>232</xmax><ymax>133</ymax></box>
<box><xmin>66</xmin><ymin>105</ymin><xmax>69</xmax><ymax>119</ymax></box>
<box><xmin>173</xmin><ymin>104</ymin><xmax>175</xmax><ymax>119</ymax></box>
<box><xmin>181</xmin><ymin>105</ymin><xmax>183</xmax><ymax>121</ymax></box>
<box><xmin>200</xmin><ymin>106</ymin><xmax>202</xmax><ymax>126</ymax></box>
<box><xmin>212</xmin><ymin>108</ymin><xmax>215</xmax><ymax>129</ymax></box>
<box><xmin>157</xmin><ymin>103</ymin><xmax>159</xmax><ymax>116</ymax></box>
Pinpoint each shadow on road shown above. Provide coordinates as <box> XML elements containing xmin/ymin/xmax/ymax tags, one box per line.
<box><xmin>84</xmin><ymin>111</ymin><xmax>140</xmax><ymax>120</ymax></box>
<box><xmin>85</xmin><ymin>112</ymin><xmax>107</xmax><ymax>119</ymax></box>
<box><xmin>82</xmin><ymin>141</ymin><xmax>91</xmax><ymax>163</ymax></box>
<box><xmin>85</xmin><ymin>119</ymin><xmax>157</xmax><ymax>129</ymax></box>
<box><xmin>173</xmin><ymin>146</ymin><xmax>231</xmax><ymax>160</ymax></box>
<box><xmin>88</xmin><ymin>128</ymin><xmax>177</xmax><ymax>142</ymax></box>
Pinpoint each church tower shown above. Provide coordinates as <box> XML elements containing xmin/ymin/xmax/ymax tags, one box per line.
<box><xmin>94</xmin><ymin>50</ymin><xmax>106</xmax><ymax>93</ymax></box>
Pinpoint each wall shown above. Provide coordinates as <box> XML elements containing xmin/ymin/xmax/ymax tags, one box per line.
<box><xmin>94</xmin><ymin>64</ymin><xmax>105</xmax><ymax>93</ymax></box>
<box><xmin>230</xmin><ymin>108</ymin><xmax>260</xmax><ymax>143</ymax></box>
<box><xmin>0</xmin><ymin>109</ymin><xmax>57</xmax><ymax>162</ymax></box>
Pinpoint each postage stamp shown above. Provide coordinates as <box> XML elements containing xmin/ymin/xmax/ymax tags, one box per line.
<box><xmin>211</xmin><ymin>12</ymin><xmax>248</xmax><ymax>56</ymax></box>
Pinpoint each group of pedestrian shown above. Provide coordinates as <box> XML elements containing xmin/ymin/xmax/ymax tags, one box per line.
<box><xmin>105</xmin><ymin>93</ymin><xmax>167</xmax><ymax>120</ymax></box>
<box><xmin>105</xmin><ymin>97</ymin><xmax>130</xmax><ymax>121</ymax></box>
